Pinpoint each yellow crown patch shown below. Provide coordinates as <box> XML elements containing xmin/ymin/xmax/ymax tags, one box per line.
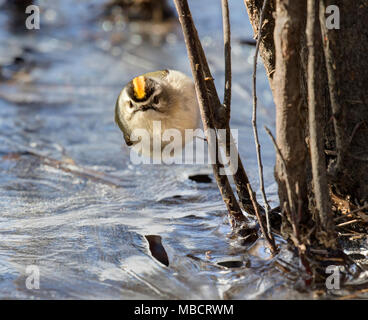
<box><xmin>133</xmin><ymin>76</ymin><xmax>146</xmax><ymax>100</ymax></box>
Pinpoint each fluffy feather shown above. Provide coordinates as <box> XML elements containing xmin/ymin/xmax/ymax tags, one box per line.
<box><xmin>115</xmin><ymin>70</ymin><xmax>200</xmax><ymax>157</ymax></box>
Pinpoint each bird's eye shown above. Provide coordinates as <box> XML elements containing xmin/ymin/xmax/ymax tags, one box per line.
<box><xmin>153</xmin><ymin>95</ymin><xmax>159</xmax><ymax>105</ymax></box>
<box><xmin>128</xmin><ymin>101</ymin><xmax>133</xmax><ymax>108</ymax></box>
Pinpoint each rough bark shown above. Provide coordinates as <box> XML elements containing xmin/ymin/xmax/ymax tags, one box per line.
<box><xmin>244</xmin><ymin>0</ymin><xmax>276</xmax><ymax>88</ymax></box>
<box><xmin>306</xmin><ymin>0</ymin><xmax>335</xmax><ymax>246</ymax></box>
<box><xmin>273</xmin><ymin>0</ymin><xmax>310</xmax><ymax>240</ymax></box>
<box><xmin>319</xmin><ymin>0</ymin><xmax>368</xmax><ymax>203</ymax></box>
<box><xmin>245</xmin><ymin>0</ymin><xmax>368</xmax><ymax>251</ymax></box>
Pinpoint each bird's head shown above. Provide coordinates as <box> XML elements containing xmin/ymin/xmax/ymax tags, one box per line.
<box><xmin>116</xmin><ymin>70</ymin><xmax>172</xmax><ymax>123</ymax></box>
<box><xmin>114</xmin><ymin>69</ymin><xmax>200</xmax><ymax>153</ymax></box>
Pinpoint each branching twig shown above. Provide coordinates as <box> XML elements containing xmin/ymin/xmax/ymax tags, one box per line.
<box><xmin>173</xmin><ymin>0</ymin><xmax>248</xmax><ymax>229</ymax></box>
<box><xmin>194</xmin><ymin>0</ymin><xmax>261</xmax><ymax>218</ymax></box>
<box><xmin>252</xmin><ymin>0</ymin><xmax>272</xmax><ymax>237</ymax></box>
<box><xmin>219</xmin><ymin>0</ymin><xmax>265</xmax><ymax>217</ymax></box>
<box><xmin>174</xmin><ymin>0</ymin><xmax>266</xmax><ymax>225</ymax></box>
<box><xmin>247</xmin><ymin>183</ymin><xmax>277</xmax><ymax>254</ymax></box>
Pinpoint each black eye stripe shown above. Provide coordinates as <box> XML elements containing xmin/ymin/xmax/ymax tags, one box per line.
<box><xmin>153</xmin><ymin>95</ymin><xmax>159</xmax><ymax>104</ymax></box>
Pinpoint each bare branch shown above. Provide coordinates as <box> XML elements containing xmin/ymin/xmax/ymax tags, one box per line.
<box><xmin>173</xmin><ymin>0</ymin><xmax>248</xmax><ymax>228</ymax></box>
<box><xmin>174</xmin><ymin>0</ymin><xmax>264</xmax><ymax>221</ymax></box>
<box><xmin>219</xmin><ymin>0</ymin><xmax>267</xmax><ymax>217</ymax></box>
<box><xmin>252</xmin><ymin>0</ymin><xmax>272</xmax><ymax>237</ymax></box>
<box><xmin>221</xmin><ymin>0</ymin><xmax>231</xmax><ymax>115</ymax></box>
<box><xmin>307</xmin><ymin>0</ymin><xmax>335</xmax><ymax>243</ymax></box>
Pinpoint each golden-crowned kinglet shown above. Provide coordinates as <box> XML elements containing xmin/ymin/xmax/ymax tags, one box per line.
<box><xmin>115</xmin><ymin>69</ymin><xmax>201</xmax><ymax>158</ymax></box>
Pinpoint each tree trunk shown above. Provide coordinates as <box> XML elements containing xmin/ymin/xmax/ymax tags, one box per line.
<box><xmin>244</xmin><ymin>0</ymin><xmax>368</xmax><ymax>257</ymax></box>
<box><xmin>319</xmin><ymin>0</ymin><xmax>368</xmax><ymax>203</ymax></box>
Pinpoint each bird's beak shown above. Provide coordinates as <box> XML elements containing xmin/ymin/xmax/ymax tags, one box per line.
<box><xmin>133</xmin><ymin>104</ymin><xmax>159</xmax><ymax>114</ymax></box>
<box><xmin>140</xmin><ymin>105</ymin><xmax>155</xmax><ymax>112</ymax></box>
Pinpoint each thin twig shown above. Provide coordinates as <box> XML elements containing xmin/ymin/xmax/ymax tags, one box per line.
<box><xmin>265</xmin><ymin>126</ymin><xmax>298</xmax><ymax>238</ymax></box>
<box><xmin>336</xmin><ymin>219</ymin><xmax>360</xmax><ymax>228</ymax></box>
<box><xmin>338</xmin><ymin>288</ymin><xmax>368</xmax><ymax>300</ymax></box>
<box><xmin>220</xmin><ymin>0</ymin><xmax>262</xmax><ymax>221</ymax></box>
<box><xmin>295</xmin><ymin>182</ymin><xmax>302</xmax><ymax>241</ymax></box>
<box><xmin>195</xmin><ymin>0</ymin><xmax>261</xmax><ymax>217</ymax></box>
<box><xmin>247</xmin><ymin>183</ymin><xmax>277</xmax><ymax>254</ymax></box>
<box><xmin>349</xmin><ymin>204</ymin><xmax>368</xmax><ymax>215</ymax></box>
<box><xmin>195</xmin><ymin>19</ymin><xmax>226</xmax><ymax>128</ymax></box>
<box><xmin>221</xmin><ymin>0</ymin><xmax>231</xmax><ymax>116</ymax></box>
<box><xmin>220</xmin><ymin>0</ymin><xmax>263</xmax><ymax>216</ymax></box>
<box><xmin>252</xmin><ymin>0</ymin><xmax>271</xmax><ymax>237</ymax></box>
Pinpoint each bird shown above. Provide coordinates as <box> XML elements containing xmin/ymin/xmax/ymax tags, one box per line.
<box><xmin>114</xmin><ymin>69</ymin><xmax>201</xmax><ymax>159</ymax></box>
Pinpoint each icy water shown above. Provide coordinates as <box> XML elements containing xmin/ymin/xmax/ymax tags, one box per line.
<box><xmin>1</xmin><ymin>0</ymin><xmax>363</xmax><ymax>299</ymax></box>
